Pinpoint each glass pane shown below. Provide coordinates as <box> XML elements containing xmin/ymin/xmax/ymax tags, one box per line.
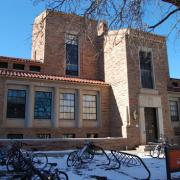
<box><xmin>83</xmin><ymin>95</ymin><xmax>97</xmax><ymax>120</ymax></box>
<box><xmin>59</xmin><ymin>93</ymin><xmax>75</xmax><ymax>119</ymax></box>
<box><xmin>34</xmin><ymin>91</ymin><xmax>52</xmax><ymax>119</ymax></box>
<box><xmin>6</xmin><ymin>89</ymin><xmax>26</xmax><ymax>118</ymax></box>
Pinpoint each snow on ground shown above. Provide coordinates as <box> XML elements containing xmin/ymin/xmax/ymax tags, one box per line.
<box><xmin>0</xmin><ymin>150</ymin><xmax>180</xmax><ymax>180</ymax></box>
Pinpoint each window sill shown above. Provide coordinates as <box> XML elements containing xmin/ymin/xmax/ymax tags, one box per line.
<box><xmin>83</xmin><ymin>119</ymin><xmax>97</xmax><ymax>121</ymax></box>
<box><xmin>6</xmin><ymin>118</ymin><xmax>25</xmax><ymax>120</ymax></box>
<box><xmin>34</xmin><ymin>119</ymin><xmax>51</xmax><ymax>121</ymax></box>
<box><xmin>140</xmin><ymin>88</ymin><xmax>159</xmax><ymax>95</ymax></box>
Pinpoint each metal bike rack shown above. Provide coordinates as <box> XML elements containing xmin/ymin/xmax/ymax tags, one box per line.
<box><xmin>109</xmin><ymin>150</ymin><xmax>151</xmax><ymax>180</ymax></box>
<box><xmin>93</xmin><ymin>146</ymin><xmax>111</xmax><ymax>167</ymax></box>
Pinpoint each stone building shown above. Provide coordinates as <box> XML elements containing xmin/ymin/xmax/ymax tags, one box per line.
<box><xmin>0</xmin><ymin>10</ymin><xmax>179</xmax><ymax>147</ymax></box>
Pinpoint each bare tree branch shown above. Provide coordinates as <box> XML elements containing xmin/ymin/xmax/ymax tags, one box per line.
<box><xmin>149</xmin><ymin>7</ymin><xmax>180</xmax><ymax>29</ymax></box>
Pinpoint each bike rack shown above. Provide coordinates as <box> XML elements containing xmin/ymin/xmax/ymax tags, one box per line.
<box><xmin>93</xmin><ymin>145</ymin><xmax>111</xmax><ymax>167</ymax></box>
<box><xmin>109</xmin><ymin>150</ymin><xmax>151</xmax><ymax>180</ymax></box>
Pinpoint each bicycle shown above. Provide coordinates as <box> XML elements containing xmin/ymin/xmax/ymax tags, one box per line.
<box><xmin>6</xmin><ymin>141</ymin><xmax>48</xmax><ymax>172</ymax></box>
<box><xmin>0</xmin><ymin>144</ymin><xmax>11</xmax><ymax>166</ymax></box>
<box><xmin>67</xmin><ymin>141</ymin><xmax>102</xmax><ymax>167</ymax></box>
<box><xmin>149</xmin><ymin>137</ymin><xmax>170</xmax><ymax>159</ymax></box>
<box><xmin>13</xmin><ymin>155</ymin><xmax>68</xmax><ymax>180</ymax></box>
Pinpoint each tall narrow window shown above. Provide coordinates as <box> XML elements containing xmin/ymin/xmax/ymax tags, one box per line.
<box><xmin>65</xmin><ymin>34</ymin><xmax>79</xmax><ymax>76</ymax></box>
<box><xmin>60</xmin><ymin>93</ymin><xmax>75</xmax><ymax>120</ymax></box>
<box><xmin>6</xmin><ymin>89</ymin><xmax>26</xmax><ymax>118</ymax></box>
<box><xmin>139</xmin><ymin>51</ymin><xmax>154</xmax><ymax>89</ymax></box>
<box><xmin>169</xmin><ymin>101</ymin><xmax>179</xmax><ymax>121</ymax></box>
<box><xmin>83</xmin><ymin>95</ymin><xmax>97</xmax><ymax>120</ymax></box>
<box><xmin>34</xmin><ymin>91</ymin><xmax>52</xmax><ymax>119</ymax></box>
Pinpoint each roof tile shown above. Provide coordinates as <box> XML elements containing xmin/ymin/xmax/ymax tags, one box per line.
<box><xmin>0</xmin><ymin>69</ymin><xmax>109</xmax><ymax>86</ymax></box>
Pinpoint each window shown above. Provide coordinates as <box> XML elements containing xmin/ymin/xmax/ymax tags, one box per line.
<box><xmin>87</xmin><ymin>133</ymin><xmax>98</xmax><ymax>138</ymax></box>
<box><xmin>62</xmin><ymin>134</ymin><xmax>75</xmax><ymax>138</ymax></box>
<box><xmin>37</xmin><ymin>133</ymin><xmax>51</xmax><ymax>139</ymax></box>
<box><xmin>83</xmin><ymin>95</ymin><xmax>97</xmax><ymax>120</ymax></box>
<box><xmin>7</xmin><ymin>134</ymin><xmax>23</xmax><ymax>139</ymax></box>
<box><xmin>30</xmin><ymin>65</ymin><xmax>41</xmax><ymax>72</ymax></box>
<box><xmin>169</xmin><ymin>101</ymin><xmax>179</xmax><ymax>121</ymax></box>
<box><xmin>139</xmin><ymin>51</ymin><xmax>154</xmax><ymax>89</ymax></box>
<box><xmin>6</xmin><ymin>89</ymin><xmax>26</xmax><ymax>118</ymax></box>
<box><xmin>0</xmin><ymin>62</ymin><xmax>8</xmax><ymax>68</ymax></box>
<box><xmin>60</xmin><ymin>93</ymin><xmax>75</xmax><ymax>119</ymax></box>
<box><xmin>34</xmin><ymin>91</ymin><xmax>52</xmax><ymax>119</ymax></box>
<box><xmin>13</xmin><ymin>63</ymin><xmax>24</xmax><ymax>70</ymax></box>
<box><xmin>65</xmin><ymin>34</ymin><xmax>79</xmax><ymax>76</ymax></box>
<box><xmin>172</xmin><ymin>82</ymin><xmax>178</xmax><ymax>87</ymax></box>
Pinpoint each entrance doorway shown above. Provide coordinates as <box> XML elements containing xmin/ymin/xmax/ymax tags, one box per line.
<box><xmin>144</xmin><ymin>107</ymin><xmax>158</xmax><ymax>143</ymax></box>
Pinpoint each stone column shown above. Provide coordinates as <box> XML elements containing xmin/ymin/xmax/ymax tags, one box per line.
<box><xmin>139</xmin><ymin>107</ymin><xmax>146</xmax><ymax>144</ymax></box>
<box><xmin>77</xmin><ymin>89</ymin><xmax>82</xmax><ymax>128</ymax></box>
<box><xmin>26</xmin><ymin>84</ymin><xmax>34</xmax><ymax>128</ymax></box>
<box><xmin>52</xmin><ymin>87</ymin><xmax>59</xmax><ymax>128</ymax></box>
<box><xmin>157</xmin><ymin>107</ymin><xmax>164</xmax><ymax>137</ymax></box>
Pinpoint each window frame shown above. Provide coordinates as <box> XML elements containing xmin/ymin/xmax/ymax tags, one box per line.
<box><xmin>139</xmin><ymin>48</ymin><xmax>155</xmax><ymax>89</ymax></box>
<box><xmin>62</xmin><ymin>134</ymin><xmax>75</xmax><ymax>138</ymax></box>
<box><xmin>13</xmin><ymin>63</ymin><xmax>25</xmax><ymax>70</ymax></box>
<box><xmin>83</xmin><ymin>94</ymin><xmax>97</xmax><ymax>120</ymax></box>
<box><xmin>169</xmin><ymin>100</ymin><xmax>179</xmax><ymax>122</ymax></box>
<box><xmin>34</xmin><ymin>91</ymin><xmax>52</xmax><ymax>120</ymax></box>
<box><xmin>7</xmin><ymin>134</ymin><xmax>23</xmax><ymax>139</ymax></box>
<box><xmin>65</xmin><ymin>33</ymin><xmax>80</xmax><ymax>77</ymax></box>
<box><xmin>6</xmin><ymin>89</ymin><xmax>26</xmax><ymax>119</ymax></box>
<box><xmin>36</xmin><ymin>133</ymin><xmax>51</xmax><ymax>139</ymax></box>
<box><xmin>87</xmin><ymin>133</ymin><xmax>98</xmax><ymax>138</ymax></box>
<box><xmin>0</xmin><ymin>62</ymin><xmax>8</xmax><ymax>69</ymax></box>
<box><xmin>59</xmin><ymin>93</ymin><xmax>75</xmax><ymax>120</ymax></box>
<box><xmin>29</xmin><ymin>65</ymin><xmax>41</xmax><ymax>72</ymax></box>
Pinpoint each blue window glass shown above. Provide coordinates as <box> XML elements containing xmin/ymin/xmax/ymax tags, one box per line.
<box><xmin>34</xmin><ymin>91</ymin><xmax>52</xmax><ymax>119</ymax></box>
<box><xmin>66</xmin><ymin>34</ymin><xmax>79</xmax><ymax>76</ymax></box>
<box><xmin>6</xmin><ymin>89</ymin><xmax>26</xmax><ymax>118</ymax></box>
<box><xmin>139</xmin><ymin>51</ymin><xmax>154</xmax><ymax>89</ymax></box>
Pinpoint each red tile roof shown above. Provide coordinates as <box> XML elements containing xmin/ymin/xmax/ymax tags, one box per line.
<box><xmin>0</xmin><ymin>69</ymin><xmax>109</xmax><ymax>86</ymax></box>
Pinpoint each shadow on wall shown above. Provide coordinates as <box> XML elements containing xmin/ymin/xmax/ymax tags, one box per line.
<box><xmin>110</xmin><ymin>87</ymin><xmax>123</xmax><ymax>137</ymax></box>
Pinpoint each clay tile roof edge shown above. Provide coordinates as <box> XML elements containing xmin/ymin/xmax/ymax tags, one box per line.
<box><xmin>0</xmin><ymin>69</ymin><xmax>109</xmax><ymax>86</ymax></box>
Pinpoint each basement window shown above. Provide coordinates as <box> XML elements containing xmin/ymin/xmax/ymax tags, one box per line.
<box><xmin>13</xmin><ymin>63</ymin><xmax>24</xmax><ymax>70</ymax></box>
<box><xmin>30</xmin><ymin>65</ymin><xmax>41</xmax><ymax>72</ymax></box>
<box><xmin>0</xmin><ymin>62</ymin><xmax>8</xmax><ymax>68</ymax></box>
<box><xmin>37</xmin><ymin>133</ymin><xmax>51</xmax><ymax>139</ymax></box>
<box><xmin>87</xmin><ymin>133</ymin><xmax>98</xmax><ymax>138</ymax></box>
<box><xmin>7</xmin><ymin>134</ymin><xmax>23</xmax><ymax>139</ymax></box>
<box><xmin>62</xmin><ymin>134</ymin><xmax>75</xmax><ymax>138</ymax></box>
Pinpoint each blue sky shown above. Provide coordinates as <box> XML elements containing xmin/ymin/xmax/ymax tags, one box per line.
<box><xmin>0</xmin><ymin>0</ymin><xmax>179</xmax><ymax>78</ymax></box>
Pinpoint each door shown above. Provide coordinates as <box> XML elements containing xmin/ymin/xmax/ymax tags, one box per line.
<box><xmin>144</xmin><ymin>107</ymin><xmax>158</xmax><ymax>143</ymax></box>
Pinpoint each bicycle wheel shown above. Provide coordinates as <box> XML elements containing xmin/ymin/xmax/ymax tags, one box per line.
<box><xmin>67</xmin><ymin>151</ymin><xmax>78</xmax><ymax>167</ymax></box>
<box><xmin>6</xmin><ymin>152</ymin><xmax>27</xmax><ymax>172</ymax></box>
<box><xmin>150</xmin><ymin>146</ymin><xmax>160</xmax><ymax>158</ymax></box>
<box><xmin>56</xmin><ymin>170</ymin><xmax>69</xmax><ymax>180</ymax></box>
<box><xmin>32</xmin><ymin>153</ymin><xmax>48</xmax><ymax>170</ymax></box>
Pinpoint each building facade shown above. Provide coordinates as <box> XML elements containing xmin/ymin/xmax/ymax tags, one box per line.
<box><xmin>0</xmin><ymin>10</ymin><xmax>179</xmax><ymax>147</ymax></box>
